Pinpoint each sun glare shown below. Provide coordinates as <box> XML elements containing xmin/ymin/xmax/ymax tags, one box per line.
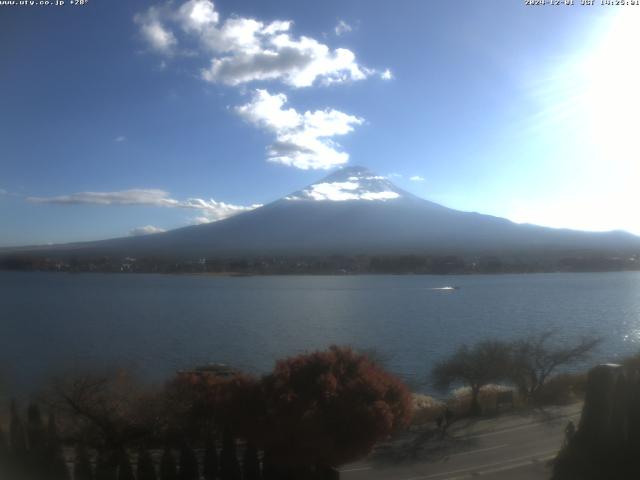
<box><xmin>522</xmin><ymin>10</ymin><xmax>640</xmax><ymax>234</ymax></box>
<box><xmin>580</xmin><ymin>10</ymin><xmax>640</xmax><ymax>162</ymax></box>
<box><xmin>579</xmin><ymin>11</ymin><xmax>640</xmax><ymax>234</ymax></box>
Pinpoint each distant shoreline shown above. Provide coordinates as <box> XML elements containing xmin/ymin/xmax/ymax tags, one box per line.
<box><xmin>2</xmin><ymin>268</ymin><xmax>639</xmax><ymax>277</ymax></box>
<box><xmin>1</xmin><ymin>251</ymin><xmax>639</xmax><ymax>276</ymax></box>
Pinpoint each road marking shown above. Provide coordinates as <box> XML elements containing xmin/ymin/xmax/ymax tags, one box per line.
<box><xmin>463</xmin><ymin>413</ymin><xmax>580</xmax><ymax>440</ymax></box>
<box><xmin>402</xmin><ymin>449</ymin><xmax>558</xmax><ymax>480</ymax></box>
<box><xmin>339</xmin><ymin>444</ymin><xmax>509</xmax><ymax>473</ymax></box>
<box><xmin>465</xmin><ymin>422</ymin><xmax>546</xmax><ymax>439</ymax></box>
<box><xmin>340</xmin><ymin>409</ymin><xmax>579</xmax><ymax>477</ymax></box>
<box><xmin>446</xmin><ymin>444</ymin><xmax>508</xmax><ymax>458</ymax></box>
<box><xmin>340</xmin><ymin>465</ymin><xmax>372</xmax><ymax>473</ymax></box>
<box><xmin>453</xmin><ymin>453</ymin><xmax>556</xmax><ymax>479</ymax></box>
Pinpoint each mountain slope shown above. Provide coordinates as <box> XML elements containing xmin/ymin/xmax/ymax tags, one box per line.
<box><xmin>8</xmin><ymin>166</ymin><xmax>640</xmax><ymax>258</ymax></box>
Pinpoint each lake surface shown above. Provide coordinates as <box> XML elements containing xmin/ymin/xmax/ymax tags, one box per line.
<box><xmin>1</xmin><ymin>271</ymin><xmax>640</xmax><ymax>393</ymax></box>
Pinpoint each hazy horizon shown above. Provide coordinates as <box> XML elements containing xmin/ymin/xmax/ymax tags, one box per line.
<box><xmin>3</xmin><ymin>163</ymin><xmax>640</xmax><ymax>250</ymax></box>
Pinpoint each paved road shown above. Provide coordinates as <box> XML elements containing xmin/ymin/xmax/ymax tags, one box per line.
<box><xmin>340</xmin><ymin>404</ymin><xmax>582</xmax><ymax>480</ymax></box>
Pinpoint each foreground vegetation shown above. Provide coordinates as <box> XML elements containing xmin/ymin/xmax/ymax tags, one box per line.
<box><xmin>0</xmin><ymin>346</ymin><xmax>412</xmax><ymax>480</ymax></box>
<box><xmin>432</xmin><ymin>331</ymin><xmax>598</xmax><ymax>415</ymax></box>
<box><xmin>0</xmin><ymin>333</ymin><xmax>607</xmax><ymax>479</ymax></box>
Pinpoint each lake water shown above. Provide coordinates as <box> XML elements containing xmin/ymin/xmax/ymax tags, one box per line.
<box><xmin>1</xmin><ymin>271</ymin><xmax>640</xmax><ymax>393</ymax></box>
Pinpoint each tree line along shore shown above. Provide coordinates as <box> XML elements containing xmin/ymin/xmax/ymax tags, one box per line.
<box><xmin>1</xmin><ymin>252</ymin><xmax>639</xmax><ymax>275</ymax></box>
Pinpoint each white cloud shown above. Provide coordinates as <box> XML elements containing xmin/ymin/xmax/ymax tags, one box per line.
<box><xmin>359</xmin><ymin>191</ymin><xmax>400</xmax><ymax>201</ymax></box>
<box><xmin>387</xmin><ymin>173</ymin><xmax>403</xmax><ymax>179</ymax></box>
<box><xmin>27</xmin><ymin>189</ymin><xmax>261</xmax><ymax>223</ymax></box>
<box><xmin>334</xmin><ymin>20</ymin><xmax>352</xmax><ymax>36</ymax></box>
<box><xmin>192</xmin><ymin>216</ymin><xmax>213</xmax><ymax>225</ymax></box>
<box><xmin>134</xmin><ymin>7</ymin><xmax>178</xmax><ymax>53</ymax></box>
<box><xmin>27</xmin><ymin>189</ymin><xmax>178</xmax><ymax>207</ymax></box>
<box><xmin>136</xmin><ymin>0</ymin><xmax>377</xmax><ymax>88</ymax></box>
<box><xmin>133</xmin><ymin>1</ymin><xmax>394</xmax><ymax>170</ymax></box>
<box><xmin>0</xmin><ymin>188</ymin><xmax>7</xmax><ymax>195</ymax></box>
<box><xmin>380</xmin><ymin>68</ymin><xmax>393</xmax><ymax>80</ymax></box>
<box><xmin>410</xmin><ymin>175</ymin><xmax>425</xmax><ymax>182</ymax></box>
<box><xmin>114</xmin><ymin>135</ymin><xmax>126</xmax><ymax>143</ymax></box>
<box><xmin>304</xmin><ymin>181</ymin><xmax>359</xmax><ymax>201</ymax></box>
<box><xmin>129</xmin><ymin>225</ymin><xmax>166</xmax><ymax>236</ymax></box>
<box><xmin>288</xmin><ymin>181</ymin><xmax>400</xmax><ymax>202</ymax></box>
<box><xmin>145</xmin><ymin>22</ymin><xmax>177</xmax><ymax>52</ymax></box>
<box><xmin>349</xmin><ymin>175</ymin><xmax>386</xmax><ymax>181</ymax></box>
<box><xmin>236</xmin><ymin>89</ymin><xmax>363</xmax><ymax>170</ymax></box>
<box><xmin>180</xmin><ymin>197</ymin><xmax>262</xmax><ymax>222</ymax></box>
<box><xmin>201</xmin><ymin>26</ymin><xmax>370</xmax><ymax>87</ymax></box>
<box><xmin>177</xmin><ymin>0</ymin><xmax>219</xmax><ymax>32</ymax></box>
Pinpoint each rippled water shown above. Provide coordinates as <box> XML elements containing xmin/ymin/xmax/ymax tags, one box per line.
<box><xmin>1</xmin><ymin>271</ymin><xmax>640</xmax><ymax>392</ymax></box>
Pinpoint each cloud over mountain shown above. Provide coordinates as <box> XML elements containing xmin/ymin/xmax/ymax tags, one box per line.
<box><xmin>27</xmin><ymin>189</ymin><xmax>260</xmax><ymax>223</ymax></box>
<box><xmin>236</xmin><ymin>89</ymin><xmax>363</xmax><ymax>170</ymax></box>
<box><xmin>180</xmin><ymin>197</ymin><xmax>263</xmax><ymax>223</ymax></box>
<box><xmin>28</xmin><ymin>189</ymin><xmax>177</xmax><ymax>207</ymax></box>
<box><xmin>288</xmin><ymin>180</ymin><xmax>400</xmax><ymax>202</ymax></box>
<box><xmin>129</xmin><ymin>225</ymin><xmax>166</xmax><ymax>236</ymax></box>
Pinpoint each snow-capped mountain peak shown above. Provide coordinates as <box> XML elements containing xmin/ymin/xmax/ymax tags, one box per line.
<box><xmin>285</xmin><ymin>166</ymin><xmax>407</xmax><ymax>202</ymax></box>
<box><xmin>13</xmin><ymin>165</ymin><xmax>640</xmax><ymax>259</ymax></box>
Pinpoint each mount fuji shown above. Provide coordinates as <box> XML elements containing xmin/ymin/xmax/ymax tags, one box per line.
<box><xmin>8</xmin><ymin>166</ymin><xmax>640</xmax><ymax>258</ymax></box>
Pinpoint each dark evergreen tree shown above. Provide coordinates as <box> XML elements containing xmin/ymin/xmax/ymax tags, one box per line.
<box><xmin>9</xmin><ymin>400</ymin><xmax>27</xmax><ymax>458</ymax></box>
<box><xmin>178</xmin><ymin>444</ymin><xmax>199</xmax><ymax>480</ymax></box>
<box><xmin>47</xmin><ymin>411</ymin><xmax>70</xmax><ymax>480</ymax></box>
<box><xmin>9</xmin><ymin>399</ymin><xmax>28</xmax><ymax>478</ymax></box>
<box><xmin>74</xmin><ymin>444</ymin><xmax>94</xmax><ymax>480</ymax></box>
<box><xmin>0</xmin><ymin>424</ymin><xmax>11</xmax><ymax>479</ymax></box>
<box><xmin>27</xmin><ymin>404</ymin><xmax>46</xmax><ymax>453</ymax></box>
<box><xmin>27</xmin><ymin>403</ymin><xmax>47</xmax><ymax>477</ymax></box>
<box><xmin>136</xmin><ymin>447</ymin><xmax>158</xmax><ymax>480</ymax></box>
<box><xmin>219</xmin><ymin>427</ymin><xmax>240</xmax><ymax>480</ymax></box>
<box><xmin>202</xmin><ymin>438</ymin><xmax>218</xmax><ymax>480</ymax></box>
<box><xmin>260</xmin><ymin>452</ymin><xmax>278</xmax><ymax>480</ymax></box>
<box><xmin>118</xmin><ymin>450</ymin><xmax>135</xmax><ymax>480</ymax></box>
<box><xmin>242</xmin><ymin>442</ymin><xmax>260</xmax><ymax>480</ymax></box>
<box><xmin>95</xmin><ymin>450</ymin><xmax>118</xmax><ymax>480</ymax></box>
<box><xmin>0</xmin><ymin>424</ymin><xmax>8</xmax><ymax>458</ymax></box>
<box><xmin>159</xmin><ymin>447</ymin><xmax>178</xmax><ymax>480</ymax></box>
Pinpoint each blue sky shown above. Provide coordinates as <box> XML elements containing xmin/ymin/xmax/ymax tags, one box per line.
<box><xmin>1</xmin><ymin>0</ymin><xmax>638</xmax><ymax>246</ymax></box>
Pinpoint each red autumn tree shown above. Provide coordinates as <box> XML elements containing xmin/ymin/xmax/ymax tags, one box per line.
<box><xmin>163</xmin><ymin>367</ymin><xmax>260</xmax><ymax>442</ymax></box>
<box><xmin>251</xmin><ymin>346</ymin><xmax>413</xmax><ymax>468</ymax></box>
